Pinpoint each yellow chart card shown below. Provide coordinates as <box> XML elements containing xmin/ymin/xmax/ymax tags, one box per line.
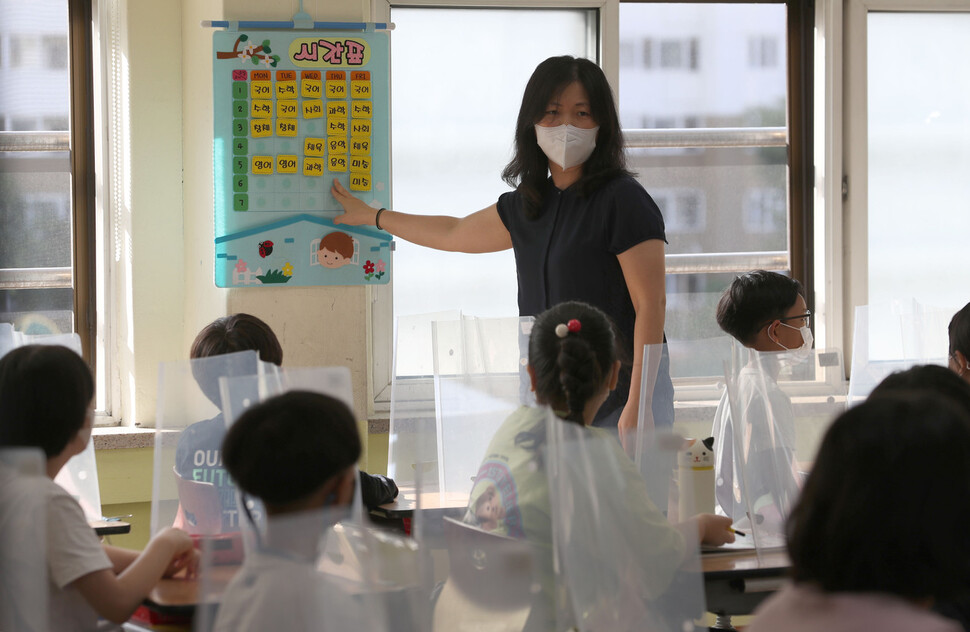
<box><xmin>277</xmin><ymin>100</ymin><xmax>299</xmax><ymax>118</ymax></box>
<box><xmin>327</xmin><ymin>118</ymin><xmax>348</xmax><ymax>135</ymax></box>
<box><xmin>302</xmin><ymin>100</ymin><xmax>324</xmax><ymax>119</ymax></box>
<box><xmin>349</xmin><ymin>172</ymin><xmax>371</xmax><ymax>191</ymax></box>
<box><xmin>304</xmin><ymin>137</ymin><xmax>326</xmax><ymax>156</ymax></box>
<box><xmin>251</xmin><ymin>120</ymin><xmax>273</xmax><ymax>137</ymax></box>
<box><xmin>303</xmin><ymin>156</ymin><xmax>325</xmax><ymax>176</ymax></box>
<box><xmin>327</xmin><ymin>102</ymin><xmax>348</xmax><ymax>118</ymax></box>
<box><xmin>351</xmin><ymin>100</ymin><xmax>373</xmax><ymax>119</ymax></box>
<box><xmin>276</xmin><ymin>81</ymin><xmax>298</xmax><ymax>99</ymax></box>
<box><xmin>350</xmin><ymin>155</ymin><xmax>371</xmax><ymax>172</ymax></box>
<box><xmin>276</xmin><ymin>155</ymin><xmax>299</xmax><ymax>174</ymax></box>
<box><xmin>251</xmin><ymin>100</ymin><xmax>273</xmax><ymax>118</ymax></box>
<box><xmin>326</xmin><ymin>81</ymin><xmax>347</xmax><ymax>99</ymax></box>
<box><xmin>250</xmin><ymin>81</ymin><xmax>272</xmax><ymax>99</ymax></box>
<box><xmin>252</xmin><ymin>156</ymin><xmax>274</xmax><ymax>174</ymax></box>
<box><xmin>350</xmin><ymin>138</ymin><xmax>371</xmax><ymax>156</ymax></box>
<box><xmin>277</xmin><ymin>119</ymin><xmax>298</xmax><ymax>137</ymax></box>
<box><xmin>351</xmin><ymin>119</ymin><xmax>371</xmax><ymax>137</ymax></box>
<box><xmin>328</xmin><ymin>155</ymin><xmax>347</xmax><ymax>172</ymax></box>
<box><xmin>328</xmin><ymin>136</ymin><xmax>348</xmax><ymax>154</ymax></box>
<box><xmin>351</xmin><ymin>80</ymin><xmax>371</xmax><ymax>99</ymax></box>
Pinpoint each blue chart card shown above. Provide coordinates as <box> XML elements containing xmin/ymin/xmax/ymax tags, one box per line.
<box><xmin>212</xmin><ymin>30</ymin><xmax>391</xmax><ymax>287</ymax></box>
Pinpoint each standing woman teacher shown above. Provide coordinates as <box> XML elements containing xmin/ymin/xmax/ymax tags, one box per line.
<box><xmin>331</xmin><ymin>55</ymin><xmax>673</xmax><ymax>448</ymax></box>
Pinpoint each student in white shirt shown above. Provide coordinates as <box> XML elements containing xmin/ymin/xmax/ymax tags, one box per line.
<box><xmin>213</xmin><ymin>390</ymin><xmax>364</xmax><ymax>632</ymax></box>
<box><xmin>0</xmin><ymin>345</ymin><xmax>198</xmax><ymax>632</ymax></box>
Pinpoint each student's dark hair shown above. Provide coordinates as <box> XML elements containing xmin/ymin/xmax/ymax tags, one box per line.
<box><xmin>869</xmin><ymin>364</ymin><xmax>970</xmax><ymax>414</ymax></box>
<box><xmin>948</xmin><ymin>301</ymin><xmax>970</xmax><ymax>359</ymax></box>
<box><xmin>190</xmin><ymin>313</ymin><xmax>283</xmax><ymax>365</ymax></box>
<box><xmin>190</xmin><ymin>314</ymin><xmax>283</xmax><ymax>406</ymax></box>
<box><xmin>715</xmin><ymin>270</ymin><xmax>803</xmax><ymax>345</ymax></box>
<box><xmin>222</xmin><ymin>390</ymin><xmax>361</xmax><ymax>507</ymax></box>
<box><xmin>0</xmin><ymin>345</ymin><xmax>94</xmax><ymax>458</ymax></box>
<box><xmin>787</xmin><ymin>393</ymin><xmax>970</xmax><ymax>601</ymax></box>
<box><xmin>528</xmin><ymin>301</ymin><xmax>617</xmax><ymax>425</ymax></box>
<box><xmin>502</xmin><ymin>56</ymin><xmax>631</xmax><ymax>220</ymax></box>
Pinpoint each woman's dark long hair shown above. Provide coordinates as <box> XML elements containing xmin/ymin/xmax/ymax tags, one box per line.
<box><xmin>502</xmin><ymin>56</ymin><xmax>631</xmax><ymax>219</ymax></box>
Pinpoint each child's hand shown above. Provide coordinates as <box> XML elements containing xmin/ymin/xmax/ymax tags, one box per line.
<box><xmin>331</xmin><ymin>179</ymin><xmax>378</xmax><ymax>227</ymax></box>
<box><xmin>156</xmin><ymin>527</ymin><xmax>200</xmax><ymax>578</ymax></box>
<box><xmin>695</xmin><ymin>514</ymin><xmax>736</xmax><ymax>546</ymax></box>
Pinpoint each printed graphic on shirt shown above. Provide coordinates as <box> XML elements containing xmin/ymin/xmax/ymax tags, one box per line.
<box><xmin>463</xmin><ymin>460</ymin><xmax>524</xmax><ymax>539</ymax></box>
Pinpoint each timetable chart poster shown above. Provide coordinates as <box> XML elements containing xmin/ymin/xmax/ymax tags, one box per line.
<box><xmin>212</xmin><ymin>30</ymin><xmax>391</xmax><ymax>288</ymax></box>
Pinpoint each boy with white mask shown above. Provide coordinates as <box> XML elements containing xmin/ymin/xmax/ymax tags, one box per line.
<box><xmin>710</xmin><ymin>270</ymin><xmax>811</xmax><ymax>531</ymax></box>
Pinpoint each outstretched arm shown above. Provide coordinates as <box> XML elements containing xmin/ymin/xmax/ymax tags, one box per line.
<box><xmin>330</xmin><ymin>179</ymin><xmax>512</xmax><ymax>254</ymax></box>
<box><xmin>72</xmin><ymin>527</ymin><xmax>199</xmax><ymax>624</ymax></box>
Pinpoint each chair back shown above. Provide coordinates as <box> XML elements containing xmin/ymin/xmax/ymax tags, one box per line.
<box><xmin>432</xmin><ymin>516</ymin><xmax>534</xmax><ymax>631</ymax></box>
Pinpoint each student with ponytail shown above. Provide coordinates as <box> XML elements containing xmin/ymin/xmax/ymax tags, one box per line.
<box><xmin>461</xmin><ymin>301</ymin><xmax>732</xmax><ymax>624</ymax></box>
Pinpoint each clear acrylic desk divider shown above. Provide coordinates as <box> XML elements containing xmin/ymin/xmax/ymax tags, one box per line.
<box><xmin>207</xmin><ymin>366</ymin><xmax>425</xmax><ymax>632</ymax></box>
<box><xmin>721</xmin><ymin>344</ymin><xmax>846</xmax><ymax>558</ymax></box>
<box><xmin>847</xmin><ymin>301</ymin><xmax>952</xmax><ymax>406</ymax></box>
<box><xmin>432</xmin><ymin>315</ymin><xmax>532</xmax><ymax>498</ymax></box>
<box><xmin>547</xmin><ymin>409</ymin><xmax>703</xmax><ymax>632</ymax></box>
<box><xmin>151</xmin><ymin>350</ymin><xmax>263</xmax><ymax>538</ymax></box>
<box><xmin>388</xmin><ymin>311</ymin><xmax>460</xmax><ymax>492</ymax></box>
<box><xmin>0</xmin><ymin>447</ymin><xmax>49</xmax><ymax>632</ymax></box>
<box><xmin>0</xmin><ymin>332</ymin><xmax>102</xmax><ymax>523</ymax></box>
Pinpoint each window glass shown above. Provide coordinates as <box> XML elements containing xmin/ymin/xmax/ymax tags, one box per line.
<box><xmin>0</xmin><ymin>2</ymin><xmax>71</xmax><ymax>131</ymax></box>
<box><xmin>867</xmin><ymin>12</ymin><xmax>970</xmax><ymax>310</ymax></box>
<box><xmin>619</xmin><ymin>3</ymin><xmax>789</xmax><ymax>342</ymax></box>
<box><xmin>0</xmin><ymin>0</ymin><xmax>75</xmax><ymax>337</ymax></box>
<box><xmin>390</xmin><ymin>7</ymin><xmax>595</xmax><ymax>319</ymax></box>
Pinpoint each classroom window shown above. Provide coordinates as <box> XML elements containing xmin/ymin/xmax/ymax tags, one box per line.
<box><xmin>385</xmin><ymin>6</ymin><xmax>596</xmax><ymax>378</ymax></box>
<box><xmin>618</xmin><ymin>1</ymin><xmax>810</xmax><ymax>342</ymax></box>
<box><xmin>0</xmin><ymin>0</ymin><xmax>96</xmax><ymax>395</ymax></box>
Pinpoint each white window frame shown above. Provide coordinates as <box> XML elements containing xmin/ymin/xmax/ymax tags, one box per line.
<box><xmin>839</xmin><ymin>0</ymin><xmax>969</xmax><ymax>370</ymax></box>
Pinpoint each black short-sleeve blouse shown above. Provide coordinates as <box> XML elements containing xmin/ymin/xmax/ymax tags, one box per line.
<box><xmin>497</xmin><ymin>174</ymin><xmax>667</xmax><ymax>415</ymax></box>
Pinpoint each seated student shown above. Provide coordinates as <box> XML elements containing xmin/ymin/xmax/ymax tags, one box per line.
<box><xmin>711</xmin><ymin>270</ymin><xmax>809</xmax><ymax>527</ymax></box>
<box><xmin>463</xmin><ymin>301</ymin><xmax>734</xmax><ymax>625</ymax></box>
<box><xmin>212</xmin><ymin>390</ymin><xmax>363</xmax><ymax>632</ymax></box>
<box><xmin>748</xmin><ymin>393</ymin><xmax>970</xmax><ymax>632</ymax></box>
<box><xmin>949</xmin><ymin>302</ymin><xmax>970</xmax><ymax>385</ymax></box>
<box><xmin>0</xmin><ymin>345</ymin><xmax>198</xmax><ymax>631</ymax></box>
<box><xmin>174</xmin><ymin>313</ymin><xmax>397</xmax><ymax>531</ymax></box>
<box><xmin>867</xmin><ymin>364</ymin><xmax>970</xmax><ymax>631</ymax></box>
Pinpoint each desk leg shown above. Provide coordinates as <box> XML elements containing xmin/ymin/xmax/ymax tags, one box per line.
<box><xmin>711</xmin><ymin>614</ymin><xmax>737</xmax><ymax>631</ymax></box>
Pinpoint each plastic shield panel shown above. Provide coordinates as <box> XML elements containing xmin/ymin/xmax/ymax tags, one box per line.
<box><xmin>847</xmin><ymin>302</ymin><xmax>951</xmax><ymax>405</ymax></box>
<box><xmin>0</xmin><ymin>448</ymin><xmax>48</xmax><ymax>632</ymax></box>
<box><xmin>546</xmin><ymin>410</ymin><xmax>704</xmax><ymax>631</ymax></box>
<box><xmin>151</xmin><ymin>351</ymin><xmax>264</xmax><ymax>539</ymax></box>
<box><xmin>201</xmin><ymin>506</ymin><xmax>422</xmax><ymax>632</ymax></box>
<box><xmin>388</xmin><ymin>311</ymin><xmax>460</xmax><ymax>491</ymax></box>
<box><xmin>0</xmin><ymin>330</ymin><xmax>101</xmax><ymax>522</ymax></box>
<box><xmin>432</xmin><ymin>316</ymin><xmax>533</xmax><ymax>497</ymax></box>
<box><xmin>718</xmin><ymin>345</ymin><xmax>846</xmax><ymax>553</ymax></box>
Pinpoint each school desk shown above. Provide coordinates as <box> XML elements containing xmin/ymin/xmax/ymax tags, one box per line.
<box><xmin>134</xmin><ymin>543</ymin><xmax>785</xmax><ymax>630</ymax></box>
<box><xmin>702</xmin><ymin>547</ymin><xmax>789</xmax><ymax>630</ymax></box>
<box><xmin>369</xmin><ymin>485</ymin><xmax>468</xmax><ymax>521</ymax></box>
<box><xmin>91</xmin><ymin>519</ymin><xmax>131</xmax><ymax>536</ymax></box>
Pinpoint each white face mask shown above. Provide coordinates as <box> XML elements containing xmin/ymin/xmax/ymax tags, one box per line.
<box><xmin>775</xmin><ymin>322</ymin><xmax>814</xmax><ymax>360</ymax></box>
<box><xmin>534</xmin><ymin>124</ymin><xmax>599</xmax><ymax>170</ymax></box>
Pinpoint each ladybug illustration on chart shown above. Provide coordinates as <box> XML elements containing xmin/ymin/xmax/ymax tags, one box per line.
<box><xmin>258</xmin><ymin>240</ymin><xmax>273</xmax><ymax>258</ymax></box>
